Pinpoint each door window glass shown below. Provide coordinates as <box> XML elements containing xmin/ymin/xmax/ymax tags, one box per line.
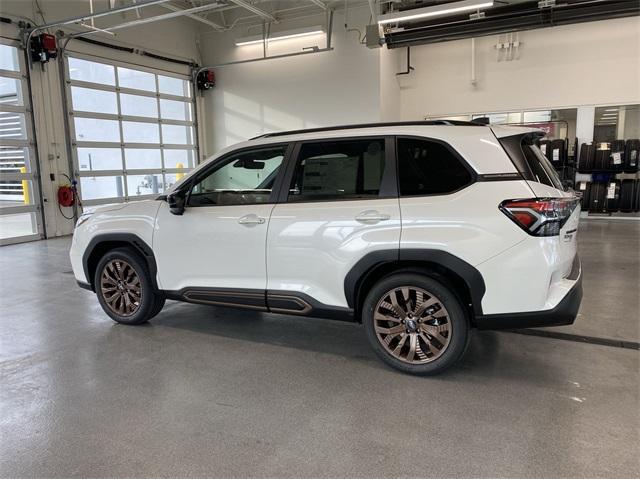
<box><xmin>189</xmin><ymin>146</ymin><xmax>286</xmax><ymax>206</ymax></box>
<box><xmin>397</xmin><ymin>138</ymin><xmax>472</xmax><ymax>196</ymax></box>
<box><xmin>288</xmin><ymin>139</ymin><xmax>386</xmax><ymax>201</ymax></box>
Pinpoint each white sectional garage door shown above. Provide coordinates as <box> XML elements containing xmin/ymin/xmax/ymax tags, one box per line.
<box><xmin>64</xmin><ymin>54</ymin><xmax>197</xmax><ymax>206</ymax></box>
<box><xmin>0</xmin><ymin>39</ymin><xmax>44</xmax><ymax>245</ymax></box>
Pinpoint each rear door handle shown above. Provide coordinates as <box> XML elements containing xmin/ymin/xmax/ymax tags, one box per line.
<box><xmin>238</xmin><ymin>214</ymin><xmax>265</xmax><ymax>225</ymax></box>
<box><xmin>355</xmin><ymin>210</ymin><xmax>391</xmax><ymax>224</ymax></box>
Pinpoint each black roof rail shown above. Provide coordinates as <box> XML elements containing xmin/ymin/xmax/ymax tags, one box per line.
<box><xmin>250</xmin><ymin>120</ymin><xmax>484</xmax><ymax>140</ymax></box>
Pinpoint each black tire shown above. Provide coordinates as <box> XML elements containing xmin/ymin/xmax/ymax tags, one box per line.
<box><xmin>94</xmin><ymin>247</ymin><xmax>162</xmax><ymax>325</ymax></box>
<box><xmin>362</xmin><ymin>273</ymin><xmax>469</xmax><ymax>376</ymax></box>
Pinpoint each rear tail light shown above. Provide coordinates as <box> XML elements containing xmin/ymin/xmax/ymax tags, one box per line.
<box><xmin>500</xmin><ymin>197</ymin><xmax>580</xmax><ymax>236</ymax></box>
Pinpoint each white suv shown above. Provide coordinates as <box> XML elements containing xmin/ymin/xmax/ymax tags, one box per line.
<box><xmin>70</xmin><ymin>121</ymin><xmax>582</xmax><ymax>375</ymax></box>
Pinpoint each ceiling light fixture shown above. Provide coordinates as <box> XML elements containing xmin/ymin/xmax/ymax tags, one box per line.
<box><xmin>235</xmin><ymin>26</ymin><xmax>324</xmax><ymax>46</ymax></box>
<box><xmin>378</xmin><ymin>0</ymin><xmax>494</xmax><ymax>24</ymax></box>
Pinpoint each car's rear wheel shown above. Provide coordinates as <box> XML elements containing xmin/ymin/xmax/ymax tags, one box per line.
<box><xmin>94</xmin><ymin>247</ymin><xmax>163</xmax><ymax>325</ymax></box>
<box><xmin>362</xmin><ymin>273</ymin><xmax>469</xmax><ymax>375</ymax></box>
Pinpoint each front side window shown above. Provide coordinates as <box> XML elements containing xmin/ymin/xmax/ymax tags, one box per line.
<box><xmin>288</xmin><ymin>139</ymin><xmax>386</xmax><ymax>201</ymax></box>
<box><xmin>188</xmin><ymin>146</ymin><xmax>286</xmax><ymax>206</ymax></box>
<box><xmin>397</xmin><ymin>138</ymin><xmax>472</xmax><ymax>196</ymax></box>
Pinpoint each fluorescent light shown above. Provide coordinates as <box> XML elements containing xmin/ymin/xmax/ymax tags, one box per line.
<box><xmin>378</xmin><ymin>0</ymin><xmax>494</xmax><ymax>24</ymax></box>
<box><xmin>236</xmin><ymin>26</ymin><xmax>324</xmax><ymax>46</ymax></box>
<box><xmin>604</xmin><ymin>108</ymin><xmax>618</xmax><ymax>112</ymax></box>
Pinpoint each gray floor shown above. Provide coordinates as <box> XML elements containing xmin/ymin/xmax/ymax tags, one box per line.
<box><xmin>1</xmin><ymin>220</ymin><xmax>639</xmax><ymax>478</ymax></box>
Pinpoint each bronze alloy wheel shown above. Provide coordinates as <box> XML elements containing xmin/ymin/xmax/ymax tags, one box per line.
<box><xmin>100</xmin><ymin>259</ymin><xmax>143</xmax><ymax>317</ymax></box>
<box><xmin>373</xmin><ymin>286</ymin><xmax>452</xmax><ymax>364</ymax></box>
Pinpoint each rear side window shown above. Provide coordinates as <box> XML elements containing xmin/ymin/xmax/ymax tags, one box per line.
<box><xmin>288</xmin><ymin>139</ymin><xmax>386</xmax><ymax>201</ymax></box>
<box><xmin>397</xmin><ymin>138</ymin><xmax>472</xmax><ymax>196</ymax></box>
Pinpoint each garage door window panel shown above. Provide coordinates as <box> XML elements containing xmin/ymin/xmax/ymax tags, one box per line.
<box><xmin>66</xmin><ymin>55</ymin><xmax>197</xmax><ymax>204</ymax></box>
<box><xmin>0</xmin><ymin>40</ymin><xmax>44</xmax><ymax>244</ymax></box>
<box><xmin>0</xmin><ymin>77</ymin><xmax>23</xmax><ymax>106</ymax></box>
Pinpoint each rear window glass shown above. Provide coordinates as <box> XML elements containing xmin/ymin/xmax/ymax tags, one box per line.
<box><xmin>522</xmin><ymin>142</ymin><xmax>564</xmax><ymax>190</ymax></box>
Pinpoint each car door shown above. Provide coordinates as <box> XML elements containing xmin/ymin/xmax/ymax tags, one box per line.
<box><xmin>154</xmin><ymin>144</ymin><xmax>291</xmax><ymax>306</ymax></box>
<box><xmin>266</xmin><ymin>137</ymin><xmax>401</xmax><ymax>311</ymax></box>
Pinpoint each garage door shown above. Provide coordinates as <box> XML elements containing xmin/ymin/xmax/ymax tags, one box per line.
<box><xmin>0</xmin><ymin>40</ymin><xmax>44</xmax><ymax>245</ymax></box>
<box><xmin>64</xmin><ymin>54</ymin><xmax>197</xmax><ymax>206</ymax></box>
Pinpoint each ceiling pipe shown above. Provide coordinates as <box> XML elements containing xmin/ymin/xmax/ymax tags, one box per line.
<box><xmin>384</xmin><ymin>0</ymin><xmax>640</xmax><ymax>48</ymax></box>
<box><xmin>309</xmin><ymin>0</ymin><xmax>327</xmax><ymax>10</ymax></box>
<box><xmin>27</xmin><ymin>0</ymin><xmax>172</xmax><ymax>33</ymax></box>
<box><xmin>68</xmin><ymin>2</ymin><xmax>225</xmax><ymax>38</ymax></box>
<box><xmin>228</xmin><ymin>0</ymin><xmax>278</xmax><ymax>23</ymax></box>
<box><xmin>368</xmin><ymin>0</ymin><xmax>378</xmax><ymax>23</ymax></box>
<box><xmin>160</xmin><ymin>2</ymin><xmax>226</xmax><ymax>31</ymax></box>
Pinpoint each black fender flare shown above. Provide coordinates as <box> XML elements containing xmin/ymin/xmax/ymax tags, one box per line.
<box><xmin>344</xmin><ymin>249</ymin><xmax>486</xmax><ymax>316</ymax></box>
<box><xmin>82</xmin><ymin>233</ymin><xmax>159</xmax><ymax>291</ymax></box>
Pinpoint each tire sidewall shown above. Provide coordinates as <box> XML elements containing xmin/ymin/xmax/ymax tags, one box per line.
<box><xmin>94</xmin><ymin>248</ymin><xmax>156</xmax><ymax>325</ymax></box>
<box><xmin>362</xmin><ymin>273</ymin><xmax>469</xmax><ymax>376</ymax></box>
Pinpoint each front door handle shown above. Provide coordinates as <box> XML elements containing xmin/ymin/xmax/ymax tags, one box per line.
<box><xmin>355</xmin><ymin>210</ymin><xmax>391</xmax><ymax>224</ymax></box>
<box><xmin>238</xmin><ymin>214</ymin><xmax>266</xmax><ymax>225</ymax></box>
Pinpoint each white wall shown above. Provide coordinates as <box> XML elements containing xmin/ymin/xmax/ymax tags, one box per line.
<box><xmin>399</xmin><ymin>17</ymin><xmax>640</xmax><ymax>119</ymax></box>
<box><xmin>198</xmin><ymin>5</ymin><xmax>381</xmax><ymax>154</ymax></box>
<box><xmin>0</xmin><ymin>0</ymin><xmax>201</xmax><ymax>237</ymax></box>
<box><xmin>379</xmin><ymin>46</ymin><xmax>401</xmax><ymax>121</ymax></box>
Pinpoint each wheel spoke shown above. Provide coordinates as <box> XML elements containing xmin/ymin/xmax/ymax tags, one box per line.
<box><xmin>375</xmin><ymin>324</ymin><xmax>406</xmax><ymax>336</ymax></box>
<box><xmin>414</xmin><ymin>296</ymin><xmax>437</xmax><ymax>317</ymax></box>
<box><xmin>389</xmin><ymin>291</ymin><xmax>407</xmax><ymax>319</ymax></box>
<box><xmin>406</xmin><ymin>334</ymin><xmax>417</xmax><ymax>362</ymax></box>
<box><xmin>392</xmin><ymin>333</ymin><xmax>408</xmax><ymax>356</ymax></box>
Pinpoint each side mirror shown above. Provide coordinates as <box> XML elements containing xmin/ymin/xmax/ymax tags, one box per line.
<box><xmin>167</xmin><ymin>189</ymin><xmax>186</xmax><ymax>215</ymax></box>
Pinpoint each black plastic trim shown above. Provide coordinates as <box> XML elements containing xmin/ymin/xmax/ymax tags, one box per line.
<box><xmin>343</xmin><ymin>249</ymin><xmax>486</xmax><ymax>316</ymax></box>
<box><xmin>82</xmin><ymin>233</ymin><xmax>158</xmax><ymax>292</ymax></box>
<box><xmin>77</xmin><ymin>280</ymin><xmax>92</xmax><ymax>291</ymax></box>
<box><xmin>164</xmin><ymin>287</ymin><xmax>267</xmax><ymax>310</ymax></box>
<box><xmin>162</xmin><ymin>287</ymin><xmax>355</xmax><ymax>321</ymax></box>
<box><xmin>477</xmin><ymin>172</ymin><xmax>524</xmax><ymax>181</ymax></box>
<box><xmin>477</xmin><ymin>272</ymin><xmax>582</xmax><ymax>330</ymax></box>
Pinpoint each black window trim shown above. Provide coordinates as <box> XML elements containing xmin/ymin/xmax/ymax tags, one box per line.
<box><xmin>275</xmin><ymin>135</ymin><xmax>398</xmax><ymax>204</ymax></box>
<box><xmin>395</xmin><ymin>135</ymin><xmax>477</xmax><ymax>198</ymax></box>
<box><xmin>183</xmin><ymin>142</ymin><xmax>294</xmax><ymax>208</ymax></box>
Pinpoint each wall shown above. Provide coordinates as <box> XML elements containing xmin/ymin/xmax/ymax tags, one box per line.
<box><xmin>379</xmin><ymin>46</ymin><xmax>401</xmax><ymax>121</ymax></box>
<box><xmin>198</xmin><ymin>4</ymin><xmax>382</xmax><ymax>154</ymax></box>
<box><xmin>399</xmin><ymin>17</ymin><xmax>640</xmax><ymax>119</ymax></box>
<box><xmin>0</xmin><ymin>0</ymin><xmax>201</xmax><ymax>237</ymax></box>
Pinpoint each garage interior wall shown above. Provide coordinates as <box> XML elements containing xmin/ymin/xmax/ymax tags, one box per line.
<box><xmin>398</xmin><ymin>17</ymin><xmax>640</xmax><ymax>132</ymax></box>
<box><xmin>1</xmin><ymin>0</ymin><xmax>201</xmax><ymax>238</ymax></box>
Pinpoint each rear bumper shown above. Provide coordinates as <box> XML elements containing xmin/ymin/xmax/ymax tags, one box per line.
<box><xmin>476</xmin><ymin>256</ymin><xmax>582</xmax><ymax>330</ymax></box>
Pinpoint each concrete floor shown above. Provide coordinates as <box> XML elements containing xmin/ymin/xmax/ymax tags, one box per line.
<box><xmin>1</xmin><ymin>220</ymin><xmax>638</xmax><ymax>478</ymax></box>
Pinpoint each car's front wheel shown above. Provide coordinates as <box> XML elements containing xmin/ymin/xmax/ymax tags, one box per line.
<box><xmin>362</xmin><ymin>273</ymin><xmax>469</xmax><ymax>375</ymax></box>
<box><xmin>94</xmin><ymin>247</ymin><xmax>164</xmax><ymax>325</ymax></box>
